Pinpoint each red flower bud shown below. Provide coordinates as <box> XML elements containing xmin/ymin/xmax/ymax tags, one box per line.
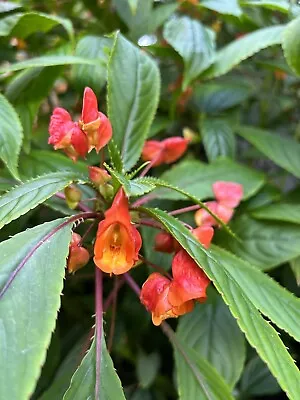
<box><xmin>154</xmin><ymin>231</ymin><xmax>175</xmax><ymax>253</ymax></box>
<box><xmin>168</xmin><ymin>250</ymin><xmax>210</xmax><ymax>307</ymax></box>
<box><xmin>80</xmin><ymin>87</ymin><xmax>112</xmax><ymax>152</ymax></box>
<box><xmin>88</xmin><ymin>166</ymin><xmax>111</xmax><ymax>186</ymax></box>
<box><xmin>142</xmin><ymin>137</ymin><xmax>188</xmax><ymax>167</ymax></box>
<box><xmin>48</xmin><ymin>108</ymin><xmax>88</xmax><ymax>161</ymax></box>
<box><xmin>140</xmin><ymin>273</ymin><xmax>194</xmax><ymax>326</ymax></box>
<box><xmin>94</xmin><ymin>188</ymin><xmax>142</xmax><ymax>275</ymax></box>
<box><xmin>67</xmin><ymin>233</ymin><xmax>90</xmax><ymax>273</ymax></box>
<box><xmin>212</xmin><ymin>181</ymin><xmax>243</xmax><ymax>208</ymax></box>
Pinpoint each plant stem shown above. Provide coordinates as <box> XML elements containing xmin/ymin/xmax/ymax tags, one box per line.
<box><xmin>107</xmin><ymin>277</ymin><xmax>118</xmax><ymax>352</ymax></box>
<box><xmin>124</xmin><ymin>273</ymin><xmax>141</xmax><ymax>297</ymax></box>
<box><xmin>139</xmin><ymin>153</ymin><xmax>162</xmax><ymax>178</ymax></box>
<box><xmin>139</xmin><ymin>255</ymin><xmax>172</xmax><ymax>279</ymax></box>
<box><xmin>55</xmin><ymin>191</ymin><xmax>94</xmax><ymax>212</ymax></box>
<box><xmin>131</xmin><ymin>193</ymin><xmax>157</xmax><ymax>207</ymax></box>
<box><xmin>138</xmin><ymin>218</ymin><xmax>163</xmax><ymax>230</ymax></box>
<box><xmin>78</xmin><ymin>220</ymin><xmax>97</xmax><ymax>246</ymax></box>
<box><xmin>169</xmin><ymin>204</ymin><xmax>200</xmax><ymax>216</ymax></box>
<box><xmin>103</xmin><ymin>277</ymin><xmax>125</xmax><ymax>311</ymax></box>
<box><xmin>95</xmin><ymin>267</ymin><xmax>103</xmax><ymax>399</ymax></box>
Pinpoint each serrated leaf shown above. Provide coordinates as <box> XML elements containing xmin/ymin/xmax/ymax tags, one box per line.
<box><xmin>201</xmin><ymin>117</ymin><xmax>236</xmax><ymax>161</ymax></box>
<box><xmin>157</xmin><ymin>159</ymin><xmax>264</xmax><ymax>200</ymax></box>
<box><xmin>251</xmin><ymin>203</ymin><xmax>300</xmax><ymax>224</ymax></box>
<box><xmin>216</xmin><ymin>214</ymin><xmax>300</xmax><ymax>270</ymax></box>
<box><xmin>0</xmin><ymin>94</ymin><xmax>23</xmax><ymax>180</ymax></box>
<box><xmin>177</xmin><ymin>298</ymin><xmax>246</xmax><ymax>387</ymax></box>
<box><xmin>107</xmin><ymin>32</ymin><xmax>160</xmax><ymax>171</ymax></box>
<box><xmin>163</xmin><ymin>16</ymin><xmax>216</xmax><ymax>89</ymax></box>
<box><xmin>237</xmin><ymin>125</ymin><xmax>300</xmax><ymax>178</ymax></box>
<box><xmin>204</xmin><ymin>25</ymin><xmax>284</xmax><ymax>79</ymax></box>
<box><xmin>0</xmin><ymin>11</ymin><xmax>74</xmax><ymax>41</ymax></box>
<box><xmin>241</xmin><ymin>0</ymin><xmax>290</xmax><ymax>12</ymax></box>
<box><xmin>290</xmin><ymin>256</ymin><xmax>300</xmax><ymax>286</ymax></box>
<box><xmin>63</xmin><ymin>334</ymin><xmax>126</xmax><ymax>400</ymax></box>
<box><xmin>107</xmin><ymin>139</ymin><xmax>124</xmax><ymax>173</ymax></box>
<box><xmin>282</xmin><ymin>15</ymin><xmax>300</xmax><ymax>75</ymax></box>
<box><xmin>0</xmin><ymin>171</ymin><xmax>84</xmax><ymax>229</ymax></box>
<box><xmin>198</xmin><ymin>0</ymin><xmax>243</xmax><ymax>16</ymax></box>
<box><xmin>141</xmin><ymin>207</ymin><xmax>300</xmax><ymax>399</ymax></box>
<box><xmin>72</xmin><ymin>36</ymin><xmax>112</xmax><ymax>93</ymax></box>
<box><xmin>0</xmin><ymin>56</ymin><xmax>98</xmax><ymax>73</ymax></box>
<box><xmin>0</xmin><ymin>218</ymin><xmax>72</xmax><ymax>400</ymax></box>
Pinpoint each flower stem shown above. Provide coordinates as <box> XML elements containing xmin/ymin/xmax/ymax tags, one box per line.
<box><xmin>139</xmin><ymin>255</ymin><xmax>172</xmax><ymax>279</ymax></box>
<box><xmin>169</xmin><ymin>204</ymin><xmax>200</xmax><ymax>216</ymax></box>
<box><xmin>95</xmin><ymin>267</ymin><xmax>103</xmax><ymax>399</ymax></box>
<box><xmin>124</xmin><ymin>273</ymin><xmax>141</xmax><ymax>297</ymax></box>
<box><xmin>55</xmin><ymin>191</ymin><xmax>94</xmax><ymax>212</ymax></box>
<box><xmin>138</xmin><ymin>218</ymin><xmax>163</xmax><ymax>230</ymax></box>
<box><xmin>107</xmin><ymin>277</ymin><xmax>118</xmax><ymax>352</ymax></box>
<box><xmin>131</xmin><ymin>193</ymin><xmax>157</xmax><ymax>208</ymax></box>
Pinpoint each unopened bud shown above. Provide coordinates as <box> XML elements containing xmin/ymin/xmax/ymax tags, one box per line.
<box><xmin>88</xmin><ymin>166</ymin><xmax>111</xmax><ymax>186</ymax></box>
<box><xmin>154</xmin><ymin>231</ymin><xmax>175</xmax><ymax>253</ymax></box>
<box><xmin>99</xmin><ymin>183</ymin><xmax>114</xmax><ymax>200</ymax></box>
<box><xmin>67</xmin><ymin>233</ymin><xmax>90</xmax><ymax>273</ymax></box>
<box><xmin>64</xmin><ymin>185</ymin><xmax>82</xmax><ymax>210</ymax></box>
<box><xmin>183</xmin><ymin>127</ymin><xmax>199</xmax><ymax>143</ymax></box>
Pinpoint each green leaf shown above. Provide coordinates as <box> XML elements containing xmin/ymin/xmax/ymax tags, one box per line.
<box><xmin>251</xmin><ymin>203</ymin><xmax>300</xmax><ymax>224</ymax></box>
<box><xmin>162</xmin><ymin>324</ymin><xmax>234</xmax><ymax>400</ymax></box>
<box><xmin>282</xmin><ymin>15</ymin><xmax>300</xmax><ymax>75</ymax></box>
<box><xmin>201</xmin><ymin>117</ymin><xmax>236</xmax><ymax>161</ymax></box>
<box><xmin>157</xmin><ymin>159</ymin><xmax>265</xmax><ymax>200</ymax></box>
<box><xmin>290</xmin><ymin>257</ymin><xmax>300</xmax><ymax>286</ymax></box>
<box><xmin>241</xmin><ymin>0</ymin><xmax>290</xmax><ymax>12</ymax></box>
<box><xmin>0</xmin><ymin>2</ymin><xmax>22</xmax><ymax>13</ymax></box>
<box><xmin>6</xmin><ymin>66</ymin><xmax>64</xmax><ymax>153</ymax></box>
<box><xmin>177</xmin><ymin>297</ymin><xmax>246</xmax><ymax>388</ymax></box>
<box><xmin>163</xmin><ymin>16</ymin><xmax>216</xmax><ymax>89</ymax></box>
<box><xmin>128</xmin><ymin>0</ymin><xmax>139</xmax><ymax>15</ymax></box>
<box><xmin>0</xmin><ymin>56</ymin><xmax>98</xmax><ymax>74</ymax></box>
<box><xmin>190</xmin><ymin>81</ymin><xmax>254</xmax><ymax>113</ymax></box>
<box><xmin>216</xmin><ymin>215</ymin><xmax>300</xmax><ymax>270</ymax></box>
<box><xmin>72</xmin><ymin>36</ymin><xmax>112</xmax><ymax>93</ymax></box>
<box><xmin>0</xmin><ymin>218</ymin><xmax>72</xmax><ymax>400</ymax></box>
<box><xmin>0</xmin><ymin>94</ymin><xmax>23</xmax><ymax>180</ymax></box>
<box><xmin>240</xmin><ymin>356</ymin><xmax>281</xmax><ymax>396</ymax></box>
<box><xmin>18</xmin><ymin>151</ymin><xmax>88</xmax><ymax>180</ymax></box>
<box><xmin>137</xmin><ymin>351</ymin><xmax>160</xmax><ymax>388</ymax></box>
<box><xmin>107</xmin><ymin>32</ymin><xmax>160</xmax><ymax>171</ymax></box>
<box><xmin>204</xmin><ymin>25</ymin><xmax>284</xmax><ymax>79</ymax></box>
<box><xmin>63</xmin><ymin>334</ymin><xmax>126</xmax><ymax>400</ymax></box>
<box><xmin>198</xmin><ymin>0</ymin><xmax>243</xmax><ymax>16</ymax></box>
<box><xmin>107</xmin><ymin>139</ymin><xmax>124</xmax><ymax>173</ymax></box>
<box><xmin>141</xmin><ymin>208</ymin><xmax>300</xmax><ymax>399</ymax></box>
<box><xmin>0</xmin><ymin>171</ymin><xmax>84</xmax><ymax>229</ymax></box>
<box><xmin>0</xmin><ymin>11</ymin><xmax>74</xmax><ymax>41</ymax></box>
<box><xmin>238</xmin><ymin>125</ymin><xmax>300</xmax><ymax>178</ymax></box>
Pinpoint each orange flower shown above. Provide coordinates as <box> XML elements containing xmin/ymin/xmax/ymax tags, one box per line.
<box><xmin>48</xmin><ymin>108</ymin><xmax>88</xmax><ymax>161</ymax></box>
<box><xmin>194</xmin><ymin>201</ymin><xmax>234</xmax><ymax>227</ymax></box>
<box><xmin>67</xmin><ymin>233</ymin><xmax>90</xmax><ymax>273</ymax></box>
<box><xmin>142</xmin><ymin>137</ymin><xmax>189</xmax><ymax>166</ymax></box>
<box><xmin>168</xmin><ymin>250</ymin><xmax>210</xmax><ymax>307</ymax></box>
<box><xmin>79</xmin><ymin>87</ymin><xmax>112</xmax><ymax>152</ymax></box>
<box><xmin>212</xmin><ymin>181</ymin><xmax>243</xmax><ymax>208</ymax></box>
<box><xmin>192</xmin><ymin>226</ymin><xmax>214</xmax><ymax>248</ymax></box>
<box><xmin>140</xmin><ymin>273</ymin><xmax>194</xmax><ymax>326</ymax></box>
<box><xmin>94</xmin><ymin>188</ymin><xmax>142</xmax><ymax>275</ymax></box>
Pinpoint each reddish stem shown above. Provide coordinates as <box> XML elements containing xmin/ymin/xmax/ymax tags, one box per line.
<box><xmin>124</xmin><ymin>273</ymin><xmax>141</xmax><ymax>297</ymax></box>
<box><xmin>139</xmin><ymin>255</ymin><xmax>172</xmax><ymax>279</ymax></box>
<box><xmin>138</xmin><ymin>218</ymin><xmax>163</xmax><ymax>230</ymax></box>
<box><xmin>103</xmin><ymin>277</ymin><xmax>125</xmax><ymax>311</ymax></box>
<box><xmin>55</xmin><ymin>191</ymin><xmax>93</xmax><ymax>212</ymax></box>
<box><xmin>107</xmin><ymin>277</ymin><xmax>118</xmax><ymax>352</ymax></box>
<box><xmin>0</xmin><ymin>212</ymin><xmax>98</xmax><ymax>300</ymax></box>
<box><xmin>131</xmin><ymin>193</ymin><xmax>157</xmax><ymax>208</ymax></box>
<box><xmin>78</xmin><ymin>220</ymin><xmax>97</xmax><ymax>246</ymax></box>
<box><xmin>139</xmin><ymin>152</ymin><xmax>162</xmax><ymax>178</ymax></box>
<box><xmin>169</xmin><ymin>204</ymin><xmax>200</xmax><ymax>216</ymax></box>
<box><xmin>95</xmin><ymin>267</ymin><xmax>103</xmax><ymax>399</ymax></box>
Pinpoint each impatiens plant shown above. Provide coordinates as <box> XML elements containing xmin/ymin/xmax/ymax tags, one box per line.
<box><xmin>1</xmin><ymin>1</ymin><xmax>300</xmax><ymax>399</ymax></box>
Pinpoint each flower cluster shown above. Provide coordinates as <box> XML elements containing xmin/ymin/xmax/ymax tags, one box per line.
<box><xmin>48</xmin><ymin>87</ymin><xmax>243</xmax><ymax>327</ymax></box>
<box><xmin>48</xmin><ymin>87</ymin><xmax>112</xmax><ymax>161</ymax></box>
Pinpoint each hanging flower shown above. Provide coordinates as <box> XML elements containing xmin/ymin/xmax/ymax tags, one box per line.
<box><xmin>79</xmin><ymin>87</ymin><xmax>112</xmax><ymax>152</ymax></box>
<box><xmin>154</xmin><ymin>231</ymin><xmax>175</xmax><ymax>253</ymax></box>
<box><xmin>168</xmin><ymin>250</ymin><xmax>210</xmax><ymax>307</ymax></box>
<box><xmin>67</xmin><ymin>233</ymin><xmax>90</xmax><ymax>274</ymax></box>
<box><xmin>48</xmin><ymin>108</ymin><xmax>88</xmax><ymax>161</ymax></box>
<box><xmin>212</xmin><ymin>181</ymin><xmax>243</xmax><ymax>208</ymax></box>
<box><xmin>140</xmin><ymin>272</ymin><xmax>194</xmax><ymax>326</ymax></box>
<box><xmin>142</xmin><ymin>137</ymin><xmax>189</xmax><ymax>166</ymax></box>
<box><xmin>94</xmin><ymin>188</ymin><xmax>142</xmax><ymax>275</ymax></box>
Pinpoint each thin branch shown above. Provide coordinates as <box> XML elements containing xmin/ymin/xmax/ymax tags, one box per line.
<box><xmin>131</xmin><ymin>193</ymin><xmax>157</xmax><ymax>208</ymax></box>
<box><xmin>139</xmin><ymin>153</ymin><xmax>162</xmax><ymax>178</ymax></box>
<box><xmin>0</xmin><ymin>212</ymin><xmax>98</xmax><ymax>300</ymax></box>
<box><xmin>138</xmin><ymin>218</ymin><xmax>163</xmax><ymax>230</ymax></box>
<box><xmin>55</xmin><ymin>191</ymin><xmax>94</xmax><ymax>212</ymax></box>
<box><xmin>139</xmin><ymin>255</ymin><xmax>172</xmax><ymax>279</ymax></box>
<box><xmin>124</xmin><ymin>273</ymin><xmax>141</xmax><ymax>297</ymax></box>
<box><xmin>95</xmin><ymin>267</ymin><xmax>103</xmax><ymax>399</ymax></box>
<box><xmin>78</xmin><ymin>220</ymin><xmax>97</xmax><ymax>246</ymax></box>
<box><xmin>103</xmin><ymin>277</ymin><xmax>125</xmax><ymax>312</ymax></box>
<box><xmin>169</xmin><ymin>204</ymin><xmax>200</xmax><ymax>216</ymax></box>
<box><xmin>107</xmin><ymin>277</ymin><xmax>118</xmax><ymax>352</ymax></box>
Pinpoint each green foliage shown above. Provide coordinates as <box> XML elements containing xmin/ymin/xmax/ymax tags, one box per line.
<box><xmin>107</xmin><ymin>32</ymin><xmax>160</xmax><ymax>171</ymax></box>
<box><xmin>283</xmin><ymin>15</ymin><xmax>300</xmax><ymax>75</ymax></box>
<box><xmin>0</xmin><ymin>219</ymin><xmax>72</xmax><ymax>400</ymax></box>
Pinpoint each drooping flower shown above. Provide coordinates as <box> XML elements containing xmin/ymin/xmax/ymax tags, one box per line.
<box><xmin>142</xmin><ymin>137</ymin><xmax>189</xmax><ymax>166</ymax></box>
<box><xmin>94</xmin><ymin>188</ymin><xmax>142</xmax><ymax>275</ymax></box>
<box><xmin>79</xmin><ymin>87</ymin><xmax>112</xmax><ymax>152</ymax></box>
<box><xmin>48</xmin><ymin>108</ymin><xmax>88</xmax><ymax>161</ymax></box>
<box><xmin>140</xmin><ymin>272</ymin><xmax>194</xmax><ymax>326</ymax></box>
<box><xmin>168</xmin><ymin>250</ymin><xmax>210</xmax><ymax>307</ymax></box>
<box><xmin>194</xmin><ymin>201</ymin><xmax>234</xmax><ymax>227</ymax></box>
<box><xmin>67</xmin><ymin>233</ymin><xmax>90</xmax><ymax>273</ymax></box>
<box><xmin>192</xmin><ymin>226</ymin><xmax>214</xmax><ymax>248</ymax></box>
<box><xmin>154</xmin><ymin>231</ymin><xmax>175</xmax><ymax>253</ymax></box>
